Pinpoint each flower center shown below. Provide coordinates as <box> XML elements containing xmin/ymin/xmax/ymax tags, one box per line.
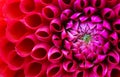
<box><xmin>82</xmin><ymin>34</ymin><xmax>91</xmax><ymax>43</ymax></box>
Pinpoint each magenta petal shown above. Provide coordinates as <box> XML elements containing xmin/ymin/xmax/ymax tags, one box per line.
<box><xmin>74</xmin><ymin>70</ymin><xmax>84</xmax><ymax>77</ymax></box>
<box><xmin>113</xmin><ymin>3</ymin><xmax>120</xmax><ymax>18</ymax></box>
<box><xmin>117</xmin><ymin>40</ymin><xmax>120</xmax><ymax>52</ymax></box>
<box><xmin>58</xmin><ymin>0</ymin><xmax>75</xmax><ymax>10</ymax></box>
<box><xmin>93</xmin><ymin>64</ymin><xmax>107</xmax><ymax>77</ymax></box>
<box><xmin>48</xmin><ymin>46</ymin><xmax>63</xmax><ymax>63</ymax></box>
<box><xmin>94</xmin><ymin>54</ymin><xmax>106</xmax><ymax>63</ymax></box>
<box><xmin>42</xmin><ymin>5</ymin><xmax>60</xmax><ymax>20</ymax></box>
<box><xmin>100</xmin><ymin>29</ymin><xmax>109</xmax><ymax>39</ymax></box>
<box><xmin>103</xmin><ymin>42</ymin><xmax>110</xmax><ymax>53</ymax></box>
<box><xmin>31</xmin><ymin>43</ymin><xmax>51</xmax><ymax>61</ymax></box>
<box><xmin>50</xmin><ymin>18</ymin><xmax>63</xmax><ymax>33</ymax></box>
<box><xmin>74</xmin><ymin>0</ymin><xmax>88</xmax><ymax>11</ymax></box>
<box><xmin>107</xmin><ymin>51</ymin><xmax>119</xmax><ymax>65</ymax></box>
<box><xmin>103</xmin><ymin>20</ymin><xmax>111</xmax><ymax>30</ymax></box>
<box><xmin>63</xmin><ymin>60</ymin><xmax>77</xmax><ymax>72</ymax></box>
<box><xmin>91</xmin><ymin>0</ymin><xmax>106</xmax><ymax>9</ymax></box>
<box><xmin>102</xmin><ymin>8</ymin><xmax>115</xmax><ymax>19</ymax></box>
<box><xmin>79</xmin><ymin>16</ymin><xmax>88</xmax><ymax>22</ymax></box>
<box><xmin>47</xmin><ymin>64</ymin><xmax>63</xmax><ymax>77</ymax></box>
<box><xmin>52</xmin><ymin>34</ymin><xmax>62</xmax><ymax>48</ymax></box>
<box><xmin>91</xmin><ymin>16</ymin><xmax>102</xmax><ymax>23</ymax></box>
<box><xmin>70</xmin><ymin>12</ymin><xmax>82</xmax><ymax>20</ymax></box>
<box><xmin>61</xmin><ymin>29</ymin><xmax>68</xmax><ymax>39</ymax></box>
<box><xmin>113</xmin><ymin>19</ymin><xmax>120</xmax><ymax>33</ymax></box>
<box><xmin>84</xmin><ymin>7</ymin><xmax>96</xmax><ymax>16</ymax></box>
<box><xmin>64</xmin><ymin>40</ymin><xmax>72</xmax><ymax>50</ymax></box>
<box><xmin>60</xmin><ymin>9</ymin><xmax>73</xmax><ymax>21</ymax></box>
<box><xmin>62</xmin><ymin>50</ymin><xmax>72</xmax><ymax>59</ymax></box>
<box><xmin>109</xmin><ymin>32</ymin><xmax>118</xmax><ymax>45</ymax></box>
<box><xmin>35</xmin><ymin>25</ymin><xmax>51</xmax><ymax>42</ymax></box>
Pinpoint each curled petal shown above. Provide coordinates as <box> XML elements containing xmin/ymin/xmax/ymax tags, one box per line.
<box><xmin>102</xmin><ymin>8</ymin><xmax>115</xmax><ymax>19</ymax></box>
<box><xmin>62</xmin><ymin>50</ymin><xmax>72</xmax><ymax>59</ymax></box>
<box><xmin>48</xmin><ymin>47</ymin><xmax>63</xmax><ymax>63</ymax></box>
<box><xmin>47</xmin><ymin>64</ymin><xmax>63</xmax><ymax>77</ymax></box>
<box><xmin>109</xmin><ymin>67</ymin><xmax>120</xmax><ymax>77</ymax></box>
<box><xmin>42</xmin><ymin>5</ymin><xmax>60</xmax><ymax>20</ymax></box>
<box><xmin>107</xmin><ymin>51</ymin><xmax>119</xmax><ymax>65</ymax></box>
<box><xmin>24</xmin><ymin>61</ymin><xmax>42</xmax><ymax>77</ymax></box>
<box><xmin>58</xmin><ymin>0</ymin><xmax>75</xmax><ymax>10</ymax></box>
<box><xmin>74</xmin><ymin>70</ymin><xmax>84</xmax><ymax>77</ymax></box>
<box><xmin>113</xmin><ymin>19</ymin><xmax>120</xmax><ymax>33</ymax></box>
<box><xmin>16</xmin><ymin>34</ymin><xmax>37</xmax><ymax>57</ymax></box>
<box><xmin>52</xmin><ymin>34</ymin><xmax>62</xmax><ymax>48</ymax></box>
<box><xmin>103</xmin><ymin>42</ymin><xmax>110</xmax><ymax>53</ymax></box>
<box><xmin>93</xmin><ymin>64</ymin><xmax>107</xmax><ymax>77</ymax></box>
<box><xmin>35</xmin><ymin>25</ymin><xmax>51</xmax><ymax>42</ymax></box>
<box><xmin>66</xmin><ymin>20</ymin><xmax>74</xmax><ymax>29</ymax></box>
<box><xmin>103</xmin><ymin>20</ymin><xmax>111</xmax><ymax>30</ymax></box>
<box><xmin>6</xmin><ymin>20</ymin><xmax>28</xmax><ymax>42</ymax></box>
<box><xmin>63</xmin><ymin>60</ymin><xmax>77</xmax><ymax>72</ymax></box>
<box><xmin>61</xmin><ymin>29</ymin><xmax>68</xmax><ymax>39</ymax></box>
<box><xmin>100</xmin><ymin>29</ymin><xmax>109</xmax><ymax>39</ymax></box>
<box><xmin>3</xmin><ymin>0</ymin><xmax>24</xmax><ymax>18</ymax></box>
<box><xmin>84</xmin><ymin>7</ymin><xmax>96</xmax><ymax>16</ymax></box>
<box><xmin>50</xmin><ymin>18</ymin><xmax>63</xmax><ymax>33</ymax></box>
<box><xmin>31</xmin><ymin>43</ymin><xmax>51</xmax><ymax>61</ymax></box>
<box><xmin>24</xmin><ymin>12</ymin><xmax>42</xmax><ymax>29</ymax></box>
<box><xmin>91</xmin><ymin>16</ymin><xmax>102</xmax><ymax>23</ymax></box>
<box><xmin>74</xmin><ymin>0</ymin><xmax>88</xmax><ymax>11</ymax></box>
<box><xmin>114</xmin><ymin>3</ymin><xmax>120</xmax><ymax>18</ymax></box>
<box><xmin>64</xmin><ymin>40</ymin><xmax>72</xmax><ymax>50</ymax></box>
<box><xmin>60</xmin><ymin>9</ymin><xmax>73</xmax><ymax>21</ymax></box>
<box><xmin>70</xmin><ymin>13</ymin><xmax>82</xmax><ymax>21</ymax></box>
<box><xmin>109</xmin><ymin>32</ymin><xmax>118</xmax><ymax>45</ymax></box>
<box><xmin>91</xmin><ymin>0</ymin><xmax>106</xmax><ymax>9</ymax></box>
<box><xmin>74</xmin><ymin>53</ymin><xmax>85</xmax><ymax>61</ymax></box>
<box><xmin>20</xmin><ymin>0</ymin><xmax>35</xmax><ymax>13</ymax></box>
<box><xmin>7</xmin><ymin>50</ymin><xmax>24</xmax><ymax>70</ymax></box>
<box><xmin>94</xmin><ymin>54</ymin><xmax>106</xmax><ymax>63</ymax></box>
<box><xmin>79</xmin><ymin>16</ymin><xmax>88</xmax><ymax>22</ymax></box>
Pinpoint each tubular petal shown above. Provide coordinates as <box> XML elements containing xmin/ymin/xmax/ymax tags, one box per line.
<box><xmin>91</xmin><ymin>0</ymin><xmax>106</xmax><ymax>9</ymax></box>
<box><xmin>35</xmin><ymin>25</ymin><xmax>51</xmax><ymax>42</ymax></box>
<box><xmin>58</xmin><ymin>0</ymin><xmax>75</xmax><ymax>10</ymax></box>
<box><xmin>50</xmin><ymin>18</ymin><xmax>63</xmax><ymax>33</ymax></box>
<box><xmin>24</xmin><ymin>13</ymin><xmax>42</xmax><ymax>29</ymax></box>
<box><xmin>48</xmin><ymin>47</ymin><xmax>63</xmax><ymax>63</ymax></box>
<box><xmin>47</xmin><ymin>64</ymin><xmax>63</xmax><ymax>77</ymax></box>
<box><xmin>16</xmin><ymin>34</ymin><xmax>37</xmax><ymax>57</ymax></box>
<box><xmin>31</xmin><ymin>43</ymin><xmax>50</xmax><ymax>61</ymax></box>
<box><xmin>42</xmin><ymin>5</ymin><xmax>60</xmax><ymax>20</ymax></box>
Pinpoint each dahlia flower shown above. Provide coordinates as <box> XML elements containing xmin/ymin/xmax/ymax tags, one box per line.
<box><xmin>0</xmin><ymin>0</ymin><xmax>120</xmax><ymax>77</ymax></box>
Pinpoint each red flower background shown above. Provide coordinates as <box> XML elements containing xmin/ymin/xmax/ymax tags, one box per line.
<box><xmin>0</xmin><ymin>0</ymin><xmax>120</xmax><ymax>77</ymax></box>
